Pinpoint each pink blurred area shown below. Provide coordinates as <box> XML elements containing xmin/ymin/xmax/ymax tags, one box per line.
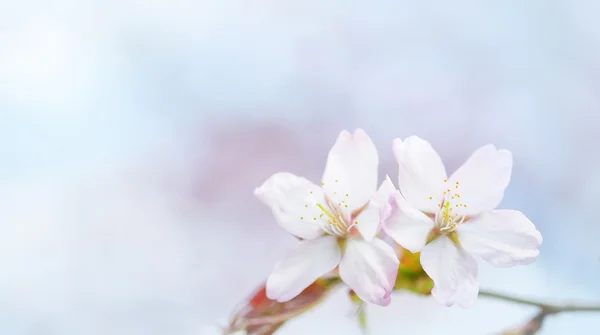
<box><xmin>193</xmin><ymin>122</ymin><xmax>327</xmax><ymax>216</ymax></box>
<box><xmin>192</xmin><ymin>120</ymin><xmax>405</xmax><ymax>220</ymax></box>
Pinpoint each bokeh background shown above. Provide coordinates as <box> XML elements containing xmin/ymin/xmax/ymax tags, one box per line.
<box><xmin>1</xmin><ymin>1</ymin><xmax>600</xmax><ymax>334</ymax></box>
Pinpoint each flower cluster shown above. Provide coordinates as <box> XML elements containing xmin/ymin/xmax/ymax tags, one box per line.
<box><xmin>255</xmin><ymin>129</ymin><xmax>542</xmax><ymax>308</ymax></box>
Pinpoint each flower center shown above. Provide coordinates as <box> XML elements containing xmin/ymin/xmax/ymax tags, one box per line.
<box><xmin>316</xmin><ymin>198</ymin><xmax>352</xmax><ymax>236</ymax></box>
<box><xmin>299</xmin><ymin>179</ymin><xmax>364</xmax><ymax>237</ymax></box>
<box><xmin>432</xmin><ymin>180</ymin><xmax>468</xmax><ymax>233</ymax></box>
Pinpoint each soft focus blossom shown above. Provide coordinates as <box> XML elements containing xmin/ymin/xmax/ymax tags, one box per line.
<box><xmin>383</xmin><ymin>136</ymin><xmax>542</xmax><ymax>307</ymax></box>
<box><xmin>254</xmin><ymin>129</ymin><xmax>398</xmax><ymax>306</ymax></box>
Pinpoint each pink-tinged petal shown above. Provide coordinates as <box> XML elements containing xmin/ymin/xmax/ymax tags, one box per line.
<box><xmin>421</xmin><ymin>236</ymin><xmax>479</xmax><ymax>308</ymax></box>
<box><xmin>353</xmin><ymin>205</ymin><xmax>379</xmax><ymax>242</ymax></box>
<box><xmin>457</xmin><ymin>210</ymin><xmax>542</xmax><ymax>267</ymax></box>
<box><xmin>266</xmin><ymin>236</ymin><xmax>341</xmax><ymax>302</ymax></box>
<box><xmin>393</xmin><ymin>136</ymin><xmax>447</xmax><ymax>214</ymax></box>
<box><xmin>378</xmin><ymin>176</ymin><xmax>398</xmax><ymax>225</ymax></box>
<box><xmin>355</xmin><ymin>176</ymin><xmax>397</xmax><ymax>242</ymax></box>
<box><xmin>322</xmin><ymin>129</ymin><xmax>379</xmax><ymax>210</ymax></box>
<box><xmin>371</xmin><ymin>175</ymin><xmax>397</xmax><ymax>208</ymax></box>
<box><xmin>449</xmin><ymin>144</ymin><xmax>512</xmax><ymax>216</ymax></box>
<box><xmin>254</xmin><ymin>172</ymin><xmax>326</xmax><ymax>240</ymax></box>
<box><xmin>339</xmin><ymin>238</ymin><xmax>399</xmax><ymax>306</ymax></box>
<box><xmin>382</xmin><ymin>191</ymin><xmax>435</xmax><ymax>253</ymax></box>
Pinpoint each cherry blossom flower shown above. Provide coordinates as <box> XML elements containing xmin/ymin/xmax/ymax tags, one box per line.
<box><xmin>254</xmin><ymin>129</ymin><xmax>398</xmax><ymax>306</ymax></box>
<box><xmin>383</xmin><ymin>136</ymin><xmax>542</xmax><ymax>307</ymax></box>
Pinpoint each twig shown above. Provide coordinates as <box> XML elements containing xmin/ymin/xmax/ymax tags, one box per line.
<box><xmin>479</xmin><ymin>289</ymin><xmax>600</xmax><ymax>315</ymax></box>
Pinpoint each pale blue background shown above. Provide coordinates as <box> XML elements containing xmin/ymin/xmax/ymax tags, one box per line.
<box><xmin>1</xmin><ymin>1</ymin><xmax>599</xmax><ymax>334</ymax></box>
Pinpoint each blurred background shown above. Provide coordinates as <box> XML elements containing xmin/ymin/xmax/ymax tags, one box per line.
<box><xmin>1</xmin><ymin>0</ymin><xmax>600</xmax><ymax>334</ymax></box>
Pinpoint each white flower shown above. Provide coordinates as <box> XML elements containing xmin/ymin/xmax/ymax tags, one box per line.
<box><xmin>383</xmin><ymin>136</ymin><xmax>542</xmax><ymax>308</ymax></box>
<box><xmin>254</xmin><ymin>129</ymin><xmax>399</xmax><ymax>306</ymax></box>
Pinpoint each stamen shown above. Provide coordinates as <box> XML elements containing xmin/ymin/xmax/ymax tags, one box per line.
<box><xmin>434</xmin><ymin>185</ymin><xmax>468</xmax><ymax>233</ymax></box>
<box><xmin>317</xmin><ymin>203</ymin><xmax>337</xmax><ymax>222</ymax></box>
<box><xmin>317</xmin><ymin>199</ymin><xmax>351</xmax><ymax>237</ymax></box>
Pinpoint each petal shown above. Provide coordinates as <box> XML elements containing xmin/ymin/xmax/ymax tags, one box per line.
<box><xmin>355</xmin><ymin>176</ymin><xmax>398</xmax><ymax>242</ymax></box>
<box><xmin>421</xmin><ymin>235</ymin><xmax>479</xmax><ymax>308</ymax></box>
<box><xmin>457</xmin><ymin>210</ymin><xmax>542</xmax><ymax>267</ymax></box>
<box><xmin>449</xmin><ymin>144</ymin><xmax>512</xmax><ymax>215</ymax></box>
<box><xmin>382</xmin><ymin>191</ymin><xmax>435</xmax><ymax>253</ymax></box>
<box><xmin>254</xmin><ymin>172</ymin><xmax>326</xmax><ymax>240</ymax></box>
<box><xmin>370</xmin><ymin>175</ymin><xmax>397</xmax><ymax>208</ymax></box>
<box><xmin>339</xmin><ymin>238</ymin><xmax>399</xmax><ymax>306</ymax></box>
<box><xmin>393</xmin><ymin>136</ymin><xmax>447</xmax><ymax>213</ymax></box>
<box><xmin>266</xmin><ymin>236</ymin><xmax>341</xmax><ymax>302</ymax></box>
<box><xmin>322</xmin><ymin>129</ymin><xmax>379</xmax><ymax>210</ymax></box>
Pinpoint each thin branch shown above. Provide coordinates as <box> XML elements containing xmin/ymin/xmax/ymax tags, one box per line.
<box><xmin>479</xmin><ymin>289</ymin><xmax>600</xmax><ymax>315</ymax></box>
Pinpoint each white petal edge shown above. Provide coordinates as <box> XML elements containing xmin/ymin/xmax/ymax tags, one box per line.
<box><xmin>266</xmin><ymin>236</ymin><xmax>341</xmax><ymax>302</ymax></box>
<box><xmin>255</xmin><ymin>172</ymin><xmax>326</xmax><ymax>240</ymax></box>
<box><xmin>420</xmin><ymin>235</ymin><xmax>479</xmax><ymax>308</ymax></box>
<box><xmin>382</xmin><ymin>190</ymin><xmax>435</xmax><ymax>253</ymax></box>
<box><xmin>458</xmin><ymin>210</ymin><xmax>542</xmax><ymax>267</ymax></box>
<box><xmin>449</xmin><ymin>144</ymin><xmax>512</xmax><ymax>216</ymax></box>
<box><xmin>339</xmin><ymin>238</ymin><xmax>399</xmax><ymax>306</ymax></box>
<box><xmin>355</xmin><ymin>176</ymin><xmax>398</xmax><ymax>242</ymax></box>
<box><xmin>393</xmin><ymin>136</ymin><xmax>447</xmax><ymax>214</ymax></box>
<box><xmin>321</xmin><ymin>129</ymin><xmax>379</xmax><ymax>210</ymax></box>
<box><xmin>371</xmin><ymin>175</ymin><xmax>397</xmax><ymax>208</ymax></box>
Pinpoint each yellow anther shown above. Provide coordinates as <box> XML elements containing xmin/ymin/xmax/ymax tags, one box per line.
<box><xmin>335</xmin><ymin>179</ymin><xmax>339</xmax><ymax>183</ymax></box>
<box><xmin>429</xmin><ymin>196</ymin><xmax>433</xmax><ymax>199</ymax></box>
<box><xmin>346</xmin><ymin>193</ymin><xmax>349</xmax><ymax>197</ymax></box>
<box><xmin>300</xmin><ymin>216</ymin><xmax>304</xmax><ymax>220</ymax></box>
<box><xmin>444</xmin><ymin>179</ymin><xmax>448</xmax><ymax>182</ymax></box>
